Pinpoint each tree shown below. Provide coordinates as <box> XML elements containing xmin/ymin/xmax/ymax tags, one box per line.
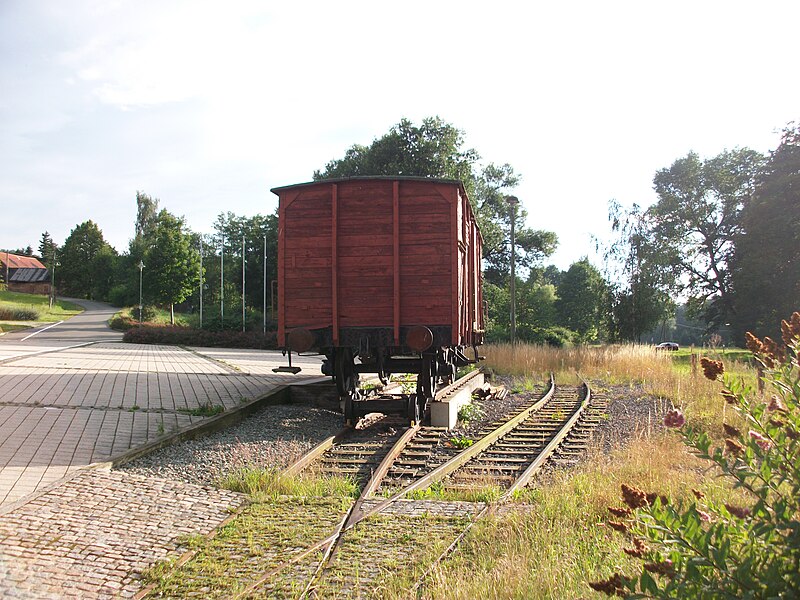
<box><xmin>732</xmin><ymin>124</ymin><xmax>800</xmax><ymax>342</ymax></box>
<box><xmin>603</xmin><ymin>201</ymin><xmax>673</xmax><ymax>342</ymax></box>
<box><xmin>315</xmin><ymin>116</ymin><xmax>478</xmax><ymax>187</ymax></box>
<box><xmin>647</xmin><ymin>148</ymin><xmax>765</xmax><ymax>329</ymax></box>
<box><xmin>475</xmin><ymin>164</ymin><xmax>558</xmax><ymax>286</ymax></box>
<box><xmin>38</xmin><ymin>232</ymin><xmax>57</xmax><ymax>270</ymax></box>
<box><xmin>58</xmin><ymin>220</ymin><xmax>116</xmax><ymax>299</ymax></box>
<box><xmin>209</xmin><ymin>212</ymin><xmax>277</xmax><ymax>325</ymax></box>
<box><xmin>143</xmin><ymin>210</ymin><xmax>201</xmax><ymax>324</ymax></box>
<box><xmin>556</xmin><ymin>258</ymin><xmax>606</xmax><ymax>342</ymax></box>
<box><xmin>135</xmin><ymin>191</ymin><xmax>160</xmax><ymax>240</ymax></box>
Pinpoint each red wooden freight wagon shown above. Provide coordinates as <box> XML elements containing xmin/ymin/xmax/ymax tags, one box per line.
<box><xmin>271</xmin><ymin>176</ymin><xmax>484</xmax><ymax>424</ymax></box>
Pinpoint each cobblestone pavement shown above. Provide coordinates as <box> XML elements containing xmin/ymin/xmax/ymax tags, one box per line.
<box><xmin>0</xmin><ymin>469</ymin><xmax>246</xmax><ymax>599</ymax></box>
<box><xmin>0</xmin><ymin>342</ymin><xmax>323</xmax><ymax>507</ymax></box>
<box><xmin>0</xmin><ymin>341</ymin><xmax>324</xmax><ymax>596</ymax></box>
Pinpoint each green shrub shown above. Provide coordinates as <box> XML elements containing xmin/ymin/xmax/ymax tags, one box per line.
<box><xmin>458</xmin><ymin>402</ymin><xmax>484</xmax><ymax>423</ymax></box>
<box><xmin>123</xmin><ymin>325</ymin><xmax>277</xmax><ymax>349</ymax></box>
<box><xmin>592</xmin><ymin>312</ymin><xmax>800</xmax><ymax>598</ymax></box>
<box><xmin>517</xmin><ymin>325</ymin><xmax>577</xmax><ymax>347</ymax></box>
<box><xmin>0</xmin><ymin>306</ymin><xmax>40</xmax><ymax>321</ymax></box>
<box><xmin>108</xmin><ymin>283</ymin><xmax>136</xmax><ymax>307</ymax></box>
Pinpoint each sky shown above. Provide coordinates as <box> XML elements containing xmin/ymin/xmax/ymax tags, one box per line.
<box><xmin>1</xmin><ymin>0</ymin><xmax>798</xmax><ymax>270</ymax></box>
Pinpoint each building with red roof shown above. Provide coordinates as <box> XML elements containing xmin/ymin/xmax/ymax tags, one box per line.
<box><xmin>0</xmin><ymin>252</ymin><xmax>51</xmax><ymax>295</ymax></box>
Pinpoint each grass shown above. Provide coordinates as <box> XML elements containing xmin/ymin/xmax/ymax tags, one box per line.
<box><xmin>177</xmin><ymin>402</ymin><xmax>225</xmax><ymax>418</ymax></box>
<box><xmin>407</xmin><ymin>341</ymin><xmax>758</xmax><ymax>599</ymax></box>
<box><xmin>0</xmin><ymin>290</ymin><xmax>83</xmax><ymax>324</ymax></box>
<box><xmin>484</xmin><ymin>342</ymin><xmax>756</xmax><ymax>434</ymax></box>
<box><xmin>421</xmin><ymin>434</ymin><xmax>749</xmax><ymax>600</ymax></box>
<box><xmin>217</xmin><ymin>467</ymin><xmax>360</xmax><ymax>501</ymax></box>
<box><xmin>112</xmin><ymin>305</ymin><xmax>194</xmax><ymax>328</ymax></box>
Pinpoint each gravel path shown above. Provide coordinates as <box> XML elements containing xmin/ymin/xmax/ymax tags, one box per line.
<box><xmin>116</xmin><ymin>403</ymin><xmax>342</xmax><ymax>486</ymax></box>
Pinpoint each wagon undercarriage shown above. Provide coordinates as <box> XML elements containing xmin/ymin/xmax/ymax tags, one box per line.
<box><xmin>325</xmin><ymin>345</ymin><xmax>477</xmax><ymax>426</ymax></box>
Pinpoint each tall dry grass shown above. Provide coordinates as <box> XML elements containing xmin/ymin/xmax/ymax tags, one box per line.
<box><xmin>484</xmin><ymin>343</ymin><xmax>755</xmax><ymax>432</ymax></box>
<box><xmin>419</xmin><ymin>432</ymin><xmax>750</xmax><ymax>600</ymax></box>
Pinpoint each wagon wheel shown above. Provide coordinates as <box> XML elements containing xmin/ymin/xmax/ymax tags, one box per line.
<box><xmin>335</xmin><ymin>349</ymin><xmax>360</xmax><ymax>425</ymax></box>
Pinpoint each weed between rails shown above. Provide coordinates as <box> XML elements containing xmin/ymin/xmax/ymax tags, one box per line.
<box><xmin>217</xmin><ymin>467</ymin><xmax>360</xmax><ymax>500</ymax></box>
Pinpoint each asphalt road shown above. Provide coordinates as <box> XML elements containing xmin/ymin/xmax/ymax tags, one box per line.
<box><xmin>0</xmin><ymin>298</ymin><xmax>122</xmax><ymax>353</ymax></box>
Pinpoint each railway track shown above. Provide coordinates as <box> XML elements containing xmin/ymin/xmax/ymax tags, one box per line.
<box><xmin>144</xmin><ymin>372</ymin><xmax>606</xmax><ymax>598</ymax></box>
<box><xmin>249</xmin><ymin>373</ymin><xmax>603</xmax><ymax>597</ymax></box>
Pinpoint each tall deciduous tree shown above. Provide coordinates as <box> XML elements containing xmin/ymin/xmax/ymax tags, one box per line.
<box><xmin>648</xmin><ymin>148</ymin><xmax>765</xmax><ymax>328</ymax></box>
<box><xmin>556</xmin><ymin>258</ymin><xmax>606</xmax><ymax>341</ymax></box>
<box><xmin>135</xmin><ymin>191</ymin><xmax>160</xmax><ymax>241</ymax></box>
<box><xmin>732</xmin><ymin>124</ymin><xmax>800</xmax><ymax>341</ymax></box>
<box><xmin>58</xmin><ymin>220</ymin><xmax>116</xmax><ymax>299</ymax></box>
<box><xmin>210</xmin><ymin>212</ymin><xmax>277</xmax><ymax>320</ymax></box>
<box><xmin>604</xmin><ymin>201</ymin><xmax>673</xmax><ymax>342</ymax></box>
<box><xmin>314</xmin><ymin>116</ymin><xmax>557</xmax><ymax>288</ymax></box>
<box><xmin>143</xmin><ymin>210</ymin><xmax>201</xmax><ymax>324</ymax></box>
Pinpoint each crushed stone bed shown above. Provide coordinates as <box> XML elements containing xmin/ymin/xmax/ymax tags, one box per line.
<box><xmin>116</xmin><ymin>403</ymin><xmax>343</xmax><ymax>486</ymax></box>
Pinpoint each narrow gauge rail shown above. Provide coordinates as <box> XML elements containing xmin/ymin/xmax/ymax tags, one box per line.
<box><xmin>230</xmin><ymin>374</ymin><xmax>603</xmax><ymax>598</ymax></box>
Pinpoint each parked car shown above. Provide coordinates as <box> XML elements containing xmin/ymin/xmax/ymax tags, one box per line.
<box><xmin>656</xmin><ymin>342</ymin><xmax>680</xmax><ymax>351</ymax></box>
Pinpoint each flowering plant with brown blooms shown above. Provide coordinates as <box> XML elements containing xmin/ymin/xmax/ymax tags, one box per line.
<box><xmin>590</xmin><ymin>312</ymin><xmax>800</xmax><ymax>599</ymax></box>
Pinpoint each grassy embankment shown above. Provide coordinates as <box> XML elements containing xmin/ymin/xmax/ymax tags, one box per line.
<box><xmin>0</xmin><ymin>290</ymin><xmax>83</xmax><ymax>333</ymax></box>
<box><xmin>140</xmin><ymin>342</ymin><xmax>754</xmax><ymax>598</ymax></box>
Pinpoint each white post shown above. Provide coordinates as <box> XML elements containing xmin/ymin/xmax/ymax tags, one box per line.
<box><xmin>138</xmin><ymin>260</ymin><xmax>145</xmax><ymax>324</ymax></box>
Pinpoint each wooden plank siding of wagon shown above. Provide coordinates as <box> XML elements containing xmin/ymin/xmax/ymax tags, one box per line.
<box><xmin>275</xmin><ymin>177</ymin><xmax>480</xmax><ymax>349</ymax></box>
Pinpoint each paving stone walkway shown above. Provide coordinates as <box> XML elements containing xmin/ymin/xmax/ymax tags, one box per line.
<box><xmin>0</xmin><ymin>469</ymin><xmax>246</xmax><ymax>599</ymax></box>
<box><xmin>0</xmin><ymin>342</ymin><xmax>323</xmax><ymax>507</ymax></box>
<box><xmin>0</xmin><ymin>340</ymin><xmax>324</xmax><ymax>597</ymax></box>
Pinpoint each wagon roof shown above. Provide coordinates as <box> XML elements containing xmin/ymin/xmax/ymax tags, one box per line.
<box><xmin>270</xmin><ymin>176</ymin><xmax>468</xmax><ymax>196</ymax></box>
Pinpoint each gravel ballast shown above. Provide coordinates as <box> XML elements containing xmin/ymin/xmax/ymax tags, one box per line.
<box><xmin>116</xmin><ymin>377</ymin><xmax>673</xmax><ymax>488</ymax></box>
<box><xmin>116</xmin><ymin>403</ymin><xmax>343</xmax><ymax>486</ymax></box>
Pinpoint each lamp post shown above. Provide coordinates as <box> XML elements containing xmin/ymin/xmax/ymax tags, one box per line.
<box><xmin>506</xmin><ymin>195</ymin><xmax>519</xmax><ymax>345</ymax></box>
<box><xmin>199</xmin><ymin>243</ymin><xmax>204</xmax><ymax>328</ymax></box>
<box><xmin>137</xmin><ymin>260</ymin><xmax>145</xmax><ymax>324</ymax></box>
<box><xmin>263</xmin><ymin>234</ymin><xmax>267</xmax><ymax>335</ymax></box>
<box><xmin>241</xmin><ymin>234</ymin><xmax>246</xmax><ymax>333</ymax></box>
<box><xmin>220</xmin><ymin>233</ymin><xmax>224</xmax><ymax>322</ymax></box>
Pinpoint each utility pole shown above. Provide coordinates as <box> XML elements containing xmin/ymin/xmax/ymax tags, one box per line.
<box><xmin>263</xmin><ymin>234</ymin><xmax>267</xmax><ymax>335</ymax></box>
<box><xmin>220</xmin><ymin>233</ymin><xmax>224</xmax><ymax>322</ymax></box>
<box><xmin>138</xmin><ymin>260</ymin><xmax>145</xmax><ymax>324</ymax></box>
<box><xmin>507</xmin><ymin>196</ymin><xmax>519</xmax><ymax>345</ymax></box>
<box><xmin>199</xmin><ymin>242</ymin><xmax>204</xmax><ymax>328</ymax></box>
<box><xmin>241</xmin><ymin>234</ymin><xmax>246</xmax><ymax>333</ymax></box>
